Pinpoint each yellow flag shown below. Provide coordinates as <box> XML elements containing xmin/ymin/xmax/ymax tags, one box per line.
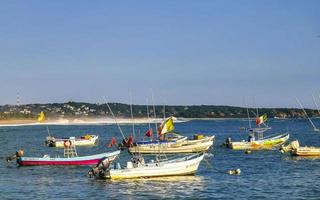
<box><xmin>160</xmin><ymin>117</ymin><xmax>174</xmax><ymax>135</ymax></box>
<box><xmin>38</xmin><ymin>111</ymin><xmax>46</xmax><ymax>122</ymax></box>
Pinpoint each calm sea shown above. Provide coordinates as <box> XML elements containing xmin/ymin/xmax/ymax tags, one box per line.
<box><xmin>1</xmin><ymin>119</ymin><xmax>320</xmax><ymax>199</ymax></box>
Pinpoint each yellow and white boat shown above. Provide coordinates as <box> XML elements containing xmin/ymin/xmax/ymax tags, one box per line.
<box><xmin>129</xmin><ymin>134</ymin><xmax>215</xmax><ymax>154</ymax></box>
<box><xmin>230</xmin><ymin>133</ymin><xmax>289</xmax><ymax>150</ymax></box>
<box><xmin>228</xmin><ymin>114</ymin><xmax>289</xmax><ymax>150</ymax></box>
<box><xmin>281</xmin><ymin>140</ymin><xmax>320</xmax><ymax>156</ymax></box>
<box><xmin>128</xmin><ymin>117</ymin><xmax>215</xmax><ymax>154</ymax></box>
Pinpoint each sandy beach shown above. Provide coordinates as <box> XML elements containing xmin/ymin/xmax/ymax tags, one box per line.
<box><xmin>0</xmin><ymin>117</ymin><xmax>189</xmax><ymax>127</ymax></box>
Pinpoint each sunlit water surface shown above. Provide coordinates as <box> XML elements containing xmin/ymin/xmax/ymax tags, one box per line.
<box><xmin>1</xmin><ymin>119</ymin><xmax>320</xmax><ymax>199</ymax></box>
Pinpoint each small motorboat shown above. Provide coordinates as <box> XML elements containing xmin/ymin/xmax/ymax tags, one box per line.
<box><xmin>7</xmin><ymin>140</ymin><xmax>120</xmax><ymax>166</ymax></box>
<box><xmin>16</xmin><ymin>151</ymin><xmax>120</xmax><ymax>166</ymax></box>
<box><xmin>281</xmin><ymin>140</ymin><xmax>320</xmax><ymax>156</ymax></box>
<box><xmin>128</xmin><ymin>116</ymin><xmax>215</xmax><ymax>154</ymax></box>
<box><xmin>230</xmin><ymin>132</ymin><xmax>290</xmax><ymax>150</ymax></box>
<box><xmin>129</xmin><ymin>134</ymin><xmax>215</xmax><ymax>154</ymax></box>
<box><xmin>88</xmin><ymin>153</ymin><xmax>205</xmax><ymax>179</ymax></box>
<box><xmin>227</xmin><ymin>113</ymin><xmax>290</xmax><ymax>150</ymax></box>
<box><xmin>45</xmin><ymin>134</ymin><xmax>99</xmax><ymax>148</ymax></box>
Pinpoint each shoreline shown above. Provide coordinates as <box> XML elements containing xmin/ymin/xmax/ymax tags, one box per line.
<box><xmin>0</xmin><ymin>117</ymin><xmax>298</xmax><ymax>127</ymax></box>
<box><xmin>0</xmin><ymin>117</ymin><xmax>189</xmax><ymax>127</ymax></box>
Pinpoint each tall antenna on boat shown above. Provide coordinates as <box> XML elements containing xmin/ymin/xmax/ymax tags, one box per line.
<box><xmin>130</xmin><ymin>93</ymin><xmax>135</xmax><ymax>139</ymax></box>
<box><xmin>46</xmin><ymin>125</ymin><xmax>51</xmax><ymax>137</ymax></box>
<box><xmin>103</xmin><ymin>97</ymin><xmax>126</xmax><ymax>140</ymax></box>
<box><xmin>163</xmin><ymin>100</ymin><xmax>166</xmax><ymax>119</ymax></box>
<box><xmin>151</xmin><ymin>90</ymin><xmax>158</xmax><ymax>134</ymax></box>
<box><xmin>146</xmin><ymin>98</ymin><xmax>151</xmax><ymax>131</ymax></box>
<box><xmin>252</xmin><ymin>97</ymin><xmax>259</xmax><ymax>117</ymax></box>
<box><xmin>151</xmin><ymin>90</ymin><xmax>166</xmax><ymax>160</ymax></box>
<box><xmin>244</xmin><ymin>98</ymin><xmax>252</xmax><ymax>129</ymax></box>
<box><xmin>312</xmin><ymin>93</ymin><xmax>320</xmax><ymax>115</ymax></box>
<box><xmin>296</xmin><ymin>97</ymin><xmax>319</xmax><ymax>132</ymax></box>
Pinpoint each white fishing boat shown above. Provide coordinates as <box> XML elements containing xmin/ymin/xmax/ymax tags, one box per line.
<box><xmin>129</xmin><ymin>135</ymin><xmax>214</xmax><ymax>154</ymax></box>
<box><xmin>227</xmin><ymin>113</ymin><xmax>289</xmax><ymax>150</ymax></box>
<box><xmin>230</xmin><ymin>131</ymin><xmax>289</xmax><ymax>150</ymax></box>
<box><xmin>89</xmin><ymin>153</ymin><xmax>205</xmax><ymax>179</ymax></box>
<box><xmin>7</xmin><ymin>140</ymin><xmax>120</xmax><ymax>166</ymax></box>
<box><xmin>37</xmin><ymin>111</ymin><xmax>99</xmax><ymax>148</ymax></box>
<box><xmin>16</xmin><ymin>150</ymin><xmax>120</xmax><ymax>166</ymax></box>
<box><xmin>88</xmin><ymin>104</ymin><xmax>207</xmax><ymax>180</ymax></box>
<box><xmin>281</xmin><ymin>140</ymin><xmax>320</xmax><ymax>156</ymax></box>
<box><xmin>45</xmin><ymin>134</ymin><xmax>99</xmax><ymax>148</ymax></box>
<box><xmin>129</xmin><ymin>117</ymin><xmax>215</xmax><ymax>154</ymax></box>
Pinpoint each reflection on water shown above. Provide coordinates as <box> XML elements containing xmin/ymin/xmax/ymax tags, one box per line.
<box><xmin>282</xmin><ymin>155</ymin><xmax>320</xmax><ymax>161</ymax></box>
<box><xmin>97</xmin><ymin>176</ymin><xmax>206</xmax><ymax>199</ymax></box>
<box><xmin>108</xmin><ymin>175</ymin><xmax>205</xmax><ymax>182</ymax></box>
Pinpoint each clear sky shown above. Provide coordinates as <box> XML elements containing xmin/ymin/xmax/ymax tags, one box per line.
<box><xmin>0</xmin><ymin>1</ymin><xmax>319</xmax><ymax>108</ymax></box>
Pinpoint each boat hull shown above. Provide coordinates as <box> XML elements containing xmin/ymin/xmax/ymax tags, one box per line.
<box><xmin>47</xmin><ymin>135</ymin><xmax>99</xmax><ymax>148</ymax></box>
<box><xmin>182</xmin><ymin>136</ymin><xmax>215</xmax><ymax>145</ymax></box>
<box><xmin>129</xmin><ymin>137</ymin><xmax>214</xmax><ymax>154</ymax></box>
<box><xmin>17</xmin><ymin>150</ymin><xmax>120</xmax><ymax>166</ymax></box>
<box><xmin>107</xmin><ymin>154</ymin><xmax>205</xmax><ymax>179</ymax></box>
<box><xmin>135</xmin><ymin>136</ymin><xmax>187</xmax><ymax>147</ymax></box>
<box><xmin>293</xmin><ymin>147</ymin><xmax>320</xmax><ymax>156</ymax></box>
<box><xmin>230</xmin><ymin>134</ymin><xmax>289</xmax><ymax>150</ymax></box>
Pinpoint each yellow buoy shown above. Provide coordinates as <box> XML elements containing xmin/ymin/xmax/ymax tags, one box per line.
<box><xmin>245</xmin><ymin>150</ymin><xmax>252</xmax><ymax>154</ymax></box>
<box><xmin>228</xmin><ymin>169</ymin><xmax>241</xmax><ymax>175</ymax></box>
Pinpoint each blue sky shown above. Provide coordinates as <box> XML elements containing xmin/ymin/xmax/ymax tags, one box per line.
<box><xmin>0</xmin><ymin>1</ymin><xmax>319</xmax><ymax>108</ymax></box>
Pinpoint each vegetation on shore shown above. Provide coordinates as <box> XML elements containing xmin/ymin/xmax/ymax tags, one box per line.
<box><xmin>0</xmin><ymin>101</ymin><xmax>318</xmax><ymax>120</ymax></box>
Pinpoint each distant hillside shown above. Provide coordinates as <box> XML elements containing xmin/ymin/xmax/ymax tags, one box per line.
<box><xmin>0</xmin><ymin>101</ymin><xmax>318</xmax><ymax>120</ymax></box>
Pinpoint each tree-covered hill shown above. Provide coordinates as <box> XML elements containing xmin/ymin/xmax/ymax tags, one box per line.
<box><xmin>0</xmin><ymin>101</ymin><xmax>318</xmax><ymax>120</ymax></box>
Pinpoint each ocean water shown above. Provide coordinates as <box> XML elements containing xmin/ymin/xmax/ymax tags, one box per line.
<box><xmin>1</xmin><ymin>119</ymin><xmax>320</xmax><ymax>199</ymax></box>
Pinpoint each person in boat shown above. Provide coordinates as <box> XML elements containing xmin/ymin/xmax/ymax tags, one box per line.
<box><xmin>223</xmin><ymin>137</ymin><xmax>232</xmax><ymax>148</ymax></box>
<box><xmin>248</xmin><ymin>129</ymin><xmax>255</xmax><ymax>142</ymax></box>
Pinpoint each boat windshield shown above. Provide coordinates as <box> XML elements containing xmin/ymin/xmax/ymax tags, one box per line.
<box><xmin>161</xmin><ymin>132</ymin><xmax>183</xmax><ymax>141</ymax></box>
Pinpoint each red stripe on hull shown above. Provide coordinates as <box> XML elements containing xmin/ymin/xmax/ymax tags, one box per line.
<box><xmin>18</xmin><ymin>159</ymin><xmax>101</xmax><ymax>166</ymax></box>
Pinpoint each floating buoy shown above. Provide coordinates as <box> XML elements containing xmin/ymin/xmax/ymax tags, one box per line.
<box><xmin>245</xmin><ymin>150</ymin><xmax>251</xmax><ymax>154</ymax></box>
<box><xmin>64</xmin><ymin>140</ymin><xmax>72</xmax><ymax>148</ymax></box>
<box><xmin>228</xmin><ymin>169</ymin><xmax>241</xmax><ymax>175</ymax></box>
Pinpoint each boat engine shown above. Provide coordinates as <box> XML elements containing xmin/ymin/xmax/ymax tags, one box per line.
<box><xmin>45</xmin><ymin>136</ymin><xmax>56</xmax><ymax>147</ymax></box>
<box><xmin>280</xmin><ymin>140</ymin><xmax>299</xmax><ymax>153</ymax></box>
<box><xmin>88</xmin><ymin>157</ymin><xmax>111</xmax><ymax>178</ymax></box>
<box><xmin>222</xmin><ymin>137</ymin><xmax>232</xmax><ymax>148</ymax></box>
<box><xmin>131</xmin><ymin>155</ymin><xmax>145</xmax><ymax>167</ymax></box>
<box><xmin>6</xmin><ymin>149</ymin><xmax>24</xmax><ymax>162</ymax></box>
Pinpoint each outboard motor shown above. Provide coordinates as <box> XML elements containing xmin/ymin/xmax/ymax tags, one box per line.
<box><xmin>45</xmin><ymin>136</ymin><xmax>56</xmax><ymax>147</ymax></box>
<box><xmin>131</xmin><ymin>155</ymin><xmax>145</xmax><ymax>167</ymax></box>
<box><xmin>280</xmin><ymin>140</ymin><xmax>300</xmax><ymax>153</ymax></box>
<box><xmin>6</xmin><ymin>149</ymin><xmax>24</xmax><ymax>162</ymax></box>
<box><xmin>88</xmin><ymin>157</ymin><xmax>111</xmax><ymax>179</ymax></box>
<box><xmin>222</xmin><ymin>137</ymin><xmax>232</xmax><ymax>148</ymax></box>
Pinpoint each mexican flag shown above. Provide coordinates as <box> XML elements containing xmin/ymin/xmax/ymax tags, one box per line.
<box><xmin>256</xmin><ymin>114</ymin><xmax>267</xmax><ymax>125</ymax></box>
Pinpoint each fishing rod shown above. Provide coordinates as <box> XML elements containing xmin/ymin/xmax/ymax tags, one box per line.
<box><xmin>103</xmin><ymin>97</ymin><xmax>126</xmax><ymax>140</ymax></box>
<box><xmin>296</xmin><ymin>97</ymin><xmax>319</xmax><ymax>132</ymax></box>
